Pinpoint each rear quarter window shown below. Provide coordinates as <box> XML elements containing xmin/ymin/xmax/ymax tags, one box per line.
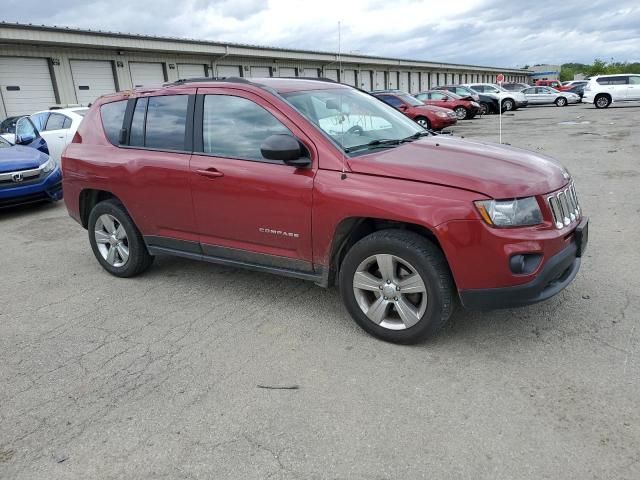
<box><xmin>100</xmin><ymin>100</ymin><xmax>128</xmax><ymax>145</ymax></box>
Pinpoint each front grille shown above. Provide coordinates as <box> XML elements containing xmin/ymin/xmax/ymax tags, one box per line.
<box><xmin>548</xmin><ymin>183</ymin><xmax>581</xmax><ymax>229</ymax></box>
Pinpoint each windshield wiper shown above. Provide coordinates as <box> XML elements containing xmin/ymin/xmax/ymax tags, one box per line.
<box><xmin>401</xmin><ymin>131</ymin><xmax>431</xmax><ymax>143</ymax></box>
<box><xmin>344</xmin><ymin>139</ymin><xmax>403</xmax><ymax>153</ymax></box>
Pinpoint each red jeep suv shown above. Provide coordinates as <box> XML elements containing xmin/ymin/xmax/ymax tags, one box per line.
<box><xmin>62</xmin><ymin>77</ymin><xmax>588</xmax><ymax>344</ymax></box>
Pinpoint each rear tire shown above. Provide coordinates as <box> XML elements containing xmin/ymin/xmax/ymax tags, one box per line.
<box><xmin>479</xmin><ymin>102</ymin><xmax>491</xmax><ymax>115</ymax></box>
<box><xmin>415</xmin><ymin>116</ymin><xmax>431</xmax><ymax>129</ymax></box>
<box><xmin>339</xmin><ymin>229</ymin><xmax>455</xmax><ymax>344</ymax></box>
<box><xmin>88</xmin><ymin>199</ymin><xmax>154</xmax><ymax>278</ymax></box>
<box><xmin>555</xmin><ymin>97</ymin><xmax>568</xmax><ymax>107</ymax></box>
<box><xmin>595</xmin><ymin>94</ymin><xmax>611</xmax><ymax>109</ymax></box>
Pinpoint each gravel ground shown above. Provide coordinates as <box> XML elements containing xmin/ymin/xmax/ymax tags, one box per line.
<box><xmin>1</xmin><ymin>102</ymin><xmax>639</xmax><ymax>479</ymax></box>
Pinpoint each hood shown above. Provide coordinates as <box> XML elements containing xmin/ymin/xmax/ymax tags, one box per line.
<box><xmin>0</xmin><ymin>144</ymin><xmax>49</xmax><ymax>173</ymax></box>
<box><xmin>347</xmin><ymin>135</ymin><xmax>569</xmax><ymax>198</ymax></box>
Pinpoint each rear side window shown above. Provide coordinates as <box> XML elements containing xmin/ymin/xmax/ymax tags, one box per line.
<box><xmin>202</xmin><ymin>95</ymin><xmax>290</xmax><ymax>161</ymax></box>
<box><xmin>30</xmin><ymin>112</ymin><xmax>49</xmax><ymax>132</ymax></box>
<box><xmin>597</xmin><ymin>76</ymin><xmax>629</xmax><ymax>85</ymax></box>
<box><xmin>144</xmin><ymin>95</ymin><xmax>189</xmax><ymax>150</ymax></box>
<box><xmin>377</xmin><ymin>95</ymin><xmax>403</xmax><ymax>108</ymax></box>
<box><xmin>100</xmin><ymin>100</ymin><xmax>128</xmax><ymax>145</ymax></box>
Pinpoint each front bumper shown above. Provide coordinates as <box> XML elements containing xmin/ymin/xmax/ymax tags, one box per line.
<box><xmin>459</xmin><ymin>218</ymin><xmax>587</xmax><ymax>309</ymax></box>
<box><xmin>0</xmin><ymin>166</ymin><xmax>63</xmax><ymax>208</ymax></box>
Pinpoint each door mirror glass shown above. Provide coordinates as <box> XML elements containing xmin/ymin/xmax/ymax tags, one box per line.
<box><xmin>15</xmin><ymin>117</ymin><xmax>38</xmax><ymax>145</ymax></box>
<box><xmin>260</xmin><ymin>134</ymin><xmax>310</xmax><ymax>167</ymax></box>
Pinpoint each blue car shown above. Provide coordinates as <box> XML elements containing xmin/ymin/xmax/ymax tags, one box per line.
<box><xmin>0</xmin><ymin>117</ymin><xmax>62</xmax><ymax>208</ymax></box>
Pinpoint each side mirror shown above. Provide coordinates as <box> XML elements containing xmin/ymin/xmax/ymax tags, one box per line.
<box><xmin>15</xmin><ymin>117</ymin><xmax>37</xmax><ymax>145</ymax></box>
<box><xmin>261</xmin><ymin>134</ymin><xmax>311</xmax><ymax>168</ymax></box>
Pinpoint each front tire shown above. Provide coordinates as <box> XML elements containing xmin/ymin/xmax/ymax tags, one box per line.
<box><xmin>555</xmin><ymin>97</ymin><xmax>568</xmax><ymax>107</ymax></box>
<box><xmin>502</xmin><ymin>98</ymin><xmax>514</xmax><ymax>111</ymax></box>
<box><xmin>415</xmin><ymin>116</ymin><xmax>431</xmax><ymax>129</ymax></box>
<box><xmin>454</xmin><ymin>106</ymin><xmax>468</xmax><ymax>120</ymax></box>
<box><xmin>88</xmin><ymin>199</ymin><xmax>154</xmax><ymax>278</ymax></box>
<box><xmin>339</xmin><ymin>230</ymin><xmax>455</xmax><ymax>344</ymax></box>
<box><xmin>595</xmin><ymin>94</ymin><xmax>611</xmax><ymax>109</ymax></box>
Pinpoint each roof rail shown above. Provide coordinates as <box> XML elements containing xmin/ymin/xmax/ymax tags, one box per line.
<box><xmin>166</xmin><ymin>76</ymin><xmax>253</xmax><ymax>86</ymax></box>
<box><xmin>275</xmin><ymin>76</ymin><xmax>338</xmax><ymax>83</ymax></box>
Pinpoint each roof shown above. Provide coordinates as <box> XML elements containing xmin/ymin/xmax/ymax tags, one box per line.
<box><xmin>0</xmin><ymin>22</ymin><xmax>527</xmax><ymax>74</ymax></box>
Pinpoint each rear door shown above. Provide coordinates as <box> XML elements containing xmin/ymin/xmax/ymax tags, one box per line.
<box><xmin>189</xmin><ymin>88</ymin><xmax>315</xmax><ymax>269</ymax></box>
<box><xmin>40</xmin><ymin>112</ymin><xmax>72</xmax><ymax>163</ymax></box>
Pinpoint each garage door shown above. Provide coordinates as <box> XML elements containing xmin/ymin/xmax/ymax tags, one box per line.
<box><xmin>374</xmin><ymin>71</ymin><xmax>385</xmax><ymax>90</ymax></box>
<box><xmin>323</xmin><ymin>69</ymin><xmax>338</xmax><ymax>81</ymax></box>
<box><xmin>70</xmin><ymin>60</ymin><xmax>116</xmax><ymax>105</ymax></box>
<box><xmin>177</xmin><ymin>63</ymin><xmax>207</xmax><ymax>79</ymax></box>
<box><xmin>399</xmin><ymin>72</ymin><xmax>409</xmax><ymax>92</ymax></box>
<box><xmin>343</xmin><ymin>70</ymin><xmax>356</xmax><ymax>86</ymax></box>
<box><xmin>302</xmin><ymin>68</ymin><xmax>319</xmax><ymax>78</ymax></box>
<box><xmin>420</xmin><ymin>73</ymin><xmax>430</xmax><ymax>91</ymax></box>
<box><xmin>129</xmin><ymin>62</ymin><xmax>165</xmax><ymax>87</ymax></box>
<box><xmin>410</xmin><ymin>72</ymin><xmax>420</xmax><ymax>93</ymax></box>
<box><xmin>216</xmin><ymin>65</ymin><xmax>241</xmax><ymax>78</ymax></box>
<box><xmin>360</xmin><ymin>71</ymin><xmax>372</xmax><ymax>91</ymax></box>
<box><xmin>388</xmin><ymin>72</ymin><xmax>398</xmax><ymax>89</ymax></box>
<box><xmin>279</xmin><ymin>67</ymin><xmax>296</xmax><ymax>77</ymax></box>
<box><xmin>248</xmin><ymin>66</ymin><xmax>271</xmax><ymax>78</ymax></box>
<box><xmin>0</xmin><ymin>57</ymin><xmax>57</xmax><ymax>117</ymax></box>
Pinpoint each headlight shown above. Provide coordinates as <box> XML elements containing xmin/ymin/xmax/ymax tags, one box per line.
<box><xmin>436</xmin><ymin>111</ymin><xmax>448</xmax><ymax>118</ymax></box>
<box><xmin>474</xmin><ymin>197</ymin><xmax>543</xmax><ymax>227</ymax></box>
<box><xmin>41</xmin><ymin>157</ymin><xmax>55</xmax><ymax>173</ymax></box>
<box><xmin>471</xmin><ymin>102</ymin><xmax>480</xmax><ymax>107</ymax></box>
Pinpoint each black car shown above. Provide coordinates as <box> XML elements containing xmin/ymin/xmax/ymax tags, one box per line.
<box><xmin>566</xmin><ymin>84</ymin><xmax>585</xmax><ymax>101</ymax></box>
<box><xmin>0</xmin><ymin>116</ymin><xmax>24</xmax><ymax>135</ymax></box>
<box><xmin>434</xmin><ymin>85</ymin><xmax>499</xmax><ymax>115</ymax></box>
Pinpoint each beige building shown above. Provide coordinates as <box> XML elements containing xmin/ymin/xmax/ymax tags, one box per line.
<box><xmin>0</xmin><ymin>22</ymin><xmax>529</xmax><ymax>119</ymax></box>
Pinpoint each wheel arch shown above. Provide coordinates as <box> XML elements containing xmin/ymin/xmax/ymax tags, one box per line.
<box><xmin>79</xmin><ymin>189</ymin><xmax>122</xmax><ymax>229</ymax></box>
<box><xmin>325</xmin><ymin>217</ymin><xmax>448</xmax><ymax>287</ymax></box>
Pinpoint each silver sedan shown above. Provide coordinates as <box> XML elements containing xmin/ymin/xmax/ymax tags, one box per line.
<box><xmin>521</xmin><ymin>86</ymin><xmax>581</xmax><ymax>106</ymax></box>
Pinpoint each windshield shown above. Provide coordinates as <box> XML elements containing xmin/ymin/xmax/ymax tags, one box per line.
<box><xmin>0</xmin><ymin>136</ymin><xmax>11</xmax><ymax>148</ymax></box>
<box><xmin>282</xmin><ymin>88</ymin><xmax>425</xmax><ymax>152</ymax></box>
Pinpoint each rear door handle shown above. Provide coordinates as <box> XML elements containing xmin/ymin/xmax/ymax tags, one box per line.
<box><xmin>196</xmin><ymin>168</ymin><xmax>224</xmax><ymax>178</ymax></box>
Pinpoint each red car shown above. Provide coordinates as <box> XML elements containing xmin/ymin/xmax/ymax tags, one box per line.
<box><xmin>62</xmin><ymin>77</ymin><xmax>587</xmax><ymax>344</ymax></box>
<box><xmin>371</xmin><ymin>90</ymin><xmax>457</xmax><ymax>130</ymax></box>
<box><xmin>414</xmin><ymin>90</ymin><xmax>481</xmax><ymax>120</ymax></box>
<box><xmin>535</xmin><ymin>79</ymin><xmax>562</xmax><ymax>89</ymax></box>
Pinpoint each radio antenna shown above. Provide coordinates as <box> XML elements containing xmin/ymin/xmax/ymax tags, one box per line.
<box><xmin>339</xmin><ymin>21</ymin><xmax>347</xmax><ymax>180</ymax></box>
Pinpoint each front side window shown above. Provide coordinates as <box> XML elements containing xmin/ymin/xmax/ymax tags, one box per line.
<box><xmin>30</xmin><ymin>112</ymin><xmax>49</xmax><ymax>132</ymax></box>
<box><xmin>15</xmin><ymin>118</ymin><xmax>38</xmax><ymax>142</ymax></box>
<box><xmin>628</xmin><ymin>76</ymin><xmax>640</xmax><ymax>85</ymax></box>
<box><xmin>430</xmin><ymin>92</ymin><xmax>448</xmax><ymax>100</ymax></box>
<box><xmin>283</xmin><ymin>87</ymin><xmax>423</xmax><ymax>152</ymax></box>
<box><xmin>202</xmin><ymin>95</ymin><xmax>291</xmax><ymax>161</ymax></box>
<box><xmin>144</xmin><ymin>95</ymin><xmax>189</xmax><ymax>150</ymax></box>
<box><xmin>100</xmin><ymin>100</ymin><xmax>128</xmax><ymax>145</ymax></box>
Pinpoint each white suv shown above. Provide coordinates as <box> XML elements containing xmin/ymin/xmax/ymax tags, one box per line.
<box><xmin>462</xmin><ymin>83</ymin><xmax>528</xmax><ymax>111</ymax></box>
<box><xmin>583</xmin><ymin>74</ymin><xmax>640</xmax><ymax>108</ymax></box>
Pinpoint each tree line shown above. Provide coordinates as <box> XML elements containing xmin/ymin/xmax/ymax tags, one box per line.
<box><xmin>560</xmin><ymin>60</ymin><xmax>640</xmax><ymax>81</ymax></box>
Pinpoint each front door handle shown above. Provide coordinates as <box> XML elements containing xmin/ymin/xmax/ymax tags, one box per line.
<box><xmin>196</xmin><ymin>168</ymin><xmax>224</xmax><ymax>179</ymax></box>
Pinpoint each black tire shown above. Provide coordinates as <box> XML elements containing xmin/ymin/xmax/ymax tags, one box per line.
<box><xmin>479</xmin><ymin>102</ymin><xmax>490</xmax><ymax>115</ymax></box>
<box><xmin>88</xmin><ymin>199</ymin><xmax>154</xmax><ymax>278</ymax></box>
<box><xmin>595</xmin><ymin>94</ymin><xmax>611</xmax><ymax>109</ymax></box>
<box><xmin>415</xmin><ymin>116</ymin><xmax>431</xmax><ymax>129</ymax></box>
<box><xmin>454</xmin><ymin>106</ymin><xmax>468</xmax><ymax>120</ymax></box>
<box><xmin>339</xmin><ymin>229</ymin><xmax>455</xmax><ymax>344</ymax></box>
<box><xmin>555</xmin><ymin>97</ymin><xmax>567</xmax><ymax>107</ymax></box>
<box><xmin>501</xmin><ymin>98</ymin><xmax>514</xmax><ymax>111</ymax></box>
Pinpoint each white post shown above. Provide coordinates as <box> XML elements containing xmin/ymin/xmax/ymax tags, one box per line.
<box><xmin>499</xmin><ymin>98</ymin><xmax>502</xmax><ymax>144</ymax></box>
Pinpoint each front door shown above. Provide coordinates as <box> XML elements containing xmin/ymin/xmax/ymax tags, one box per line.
<box><xmin>190</xmin><ymin>88</ymin><xmax>315</xmax><ymax>271</ymax></box>
<box><xmin>626</xmin><ymin>76</ymin><xmax>640</xmax><ymax>100</ymax></box>
<box><xmin>39</xmin><ymin>112</ymin><xmax>71</xmax><ymax>164</ymax></box>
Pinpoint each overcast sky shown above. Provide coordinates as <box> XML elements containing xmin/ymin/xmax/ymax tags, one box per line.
<box><xmin>4</xmin><ymin>0</ymin><xmax>639</xmax><ymax>67</ymax></box>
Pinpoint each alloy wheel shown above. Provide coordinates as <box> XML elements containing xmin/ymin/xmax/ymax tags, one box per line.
<box><xmin>94</xmin><ymin>214</ymin><xmax>129</xmax><ymax>267</ymax></box>
<box><xmin>352</xmin><ymin>254</ymin><xmax>428</xmax><ymax>330</ymax></box>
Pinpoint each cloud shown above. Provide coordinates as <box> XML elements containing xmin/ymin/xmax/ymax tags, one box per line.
<box><xmin>3</xmin><ymin>0</ymin><xmax>639</xmax><ymax>66</ymax></box>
